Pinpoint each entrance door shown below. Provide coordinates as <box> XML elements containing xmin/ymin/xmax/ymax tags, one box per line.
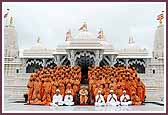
<box><xmin>76</xmin><ymin>53</ymin><xmax>95</xmax><ymax>84</ymax></box>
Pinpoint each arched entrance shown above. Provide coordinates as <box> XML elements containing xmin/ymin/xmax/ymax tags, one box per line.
<box><xmin>75</xmin><ymin>51</ymin><xmax>95</xmax><ymax>84</ymax></box>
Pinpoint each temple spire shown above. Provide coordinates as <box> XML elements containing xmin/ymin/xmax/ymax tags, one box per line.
<box><xmin>157</xmin><ymin>10</ymin><xmax>164</xmax><ymax>25</ymax></box>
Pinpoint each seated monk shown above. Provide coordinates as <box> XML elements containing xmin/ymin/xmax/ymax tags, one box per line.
<box><xmin>95</xmin><ymin>90</ymin><xmax>106</xmax><ymax>106</ymax></box>
<box><xmin>50</xmin><ymin>89</ymin><xmax>64</xmax><ymax>106</ymax></box>
<box><xmin>79</xmin><ymin>87</ymin><xmax>88</xmax><ymax>104</ymax></box>
<box><xmin>106</xmin><ymin>90</ymin><xmax>120</xmax><ymax>106</ymax></box>
<box><xmin>131</xmin><ymin>91</ymin><xmax>142</xmax><ymax>105</ymax></box>
<box><xmin>64</xmin><ymin>90</ymin><xmax>74</xmax><ymax>106</ymax></box>
<box><xmin>120</xmin><ymin>90</ymin><xmax>132</xmax><ymax>106</ymax></box>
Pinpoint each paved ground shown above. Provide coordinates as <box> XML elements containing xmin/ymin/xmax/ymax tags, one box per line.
<box><xmin>3</xmin><ymin>100</ymin><xmax>165</xmax><ymax>112</ymax></box>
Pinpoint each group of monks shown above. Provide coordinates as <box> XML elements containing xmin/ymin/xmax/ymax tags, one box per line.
<box><xmin>88</xmin><ymin>65</ymin><xmax>145</xmax><ymax>105</ymax></box>
<box><xmin>27</xmin><ymin>64</ymin><xmax>145</xmax><ymax>106</ymax></box>
<box><xmin>27</xmin><ymin>65</ymin><xmax>82</xmax><ymax>105</ymax></box>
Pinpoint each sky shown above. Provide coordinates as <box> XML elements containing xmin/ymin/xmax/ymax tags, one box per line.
<box><xmin>3</xmin><ymin>2</ymin><xmax>166</xmax><ymax>54</ymax></box>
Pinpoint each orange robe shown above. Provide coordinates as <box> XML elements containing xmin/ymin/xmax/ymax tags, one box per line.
<box><xmin>137</xmin><ymin>81</ymin><xmax>145</xmax><ymax>102</ymax></box>
<box><xmin>42</xmin><ymin>81</ymin><xmax>52</xmax><ymax>105</ymax></box>
<box><xmin>79</xmin><ymin>89</ymin><xmax>88</xmax><ymax>104</ymax></box>
<box><xmin>103</xmin><ymin>88</ymin><xmax>110</xmax><ymax>102</ymax></box>
<box><xmin>31</xmin><ymin>80</ymin><xmax>42</xmax><ymax>104</ymax></box>
<box><xmin>131</xmin><ymin>95</ymin><xmax>142</xmax><ymax>105</ymax></box>
<box><xmin>27</xmin><ymin>80</ymin><xmax>34</xmax><ymax>103</ymax></box>
<box><xmin>51</xmin><ymin>81</ymin><xmax>57</xmax><ymax>98</ymax></box>
<box><xmin>59</xmin><ymin>83</ymin><xmax>65</xmax><ymax>96</ymax></box>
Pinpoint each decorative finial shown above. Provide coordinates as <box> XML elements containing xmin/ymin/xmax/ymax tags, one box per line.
<box><xmin>37</xmin><ymin>37</ymin><xmax>40</xmax><ymax>43</ymax></box>
<box><xmin>157</xmin><ymin>10</ymin><xmax>164</xmax><ymax>25</ymax></box>
<box><xmin>128</xmin><ymin>34</ymin><xmax>135</xmax><ymax>44</ymax></box>
<box><xmin>65</xmin><ymin>29</ymin><xmax>72</xmax><ymax>41</ymax></box>
<box><xmin>97</xmin><ymin>28</ymin><xmax>104</xmax><ymax>40</ymax></box>
<box><xmin>79</xmin><ymin>22</ymin><xmax>88</xmax><ymax>31</ymax></box>
<box><xmin>9</xmin><ymin>17</ymin><xmax>13</xmax><ymax>26</ymax></box>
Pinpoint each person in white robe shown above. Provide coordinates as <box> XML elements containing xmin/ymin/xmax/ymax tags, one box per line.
<box><xmin>106</xmin><ymin>90</ymin><xmax>120</xmax><ymax>106</ymax></box>
<box><xmin>50</xmin><ymin>89</ymin><xmax>64</xmax><ymax>106</ymax></box>
<box><xmin>120</xmin><ymin>90</ymin><xmax>132</xmax><ymax>106</ymax></box>
<box><xmin>95</xmin><ymin>90</ymin><xmax>106</xmax><ymax>106</ymax></box>
<box><xmin>64</xmin><ymin>90</ymin><xmax>74</xmax><ymax>106</ymax></box>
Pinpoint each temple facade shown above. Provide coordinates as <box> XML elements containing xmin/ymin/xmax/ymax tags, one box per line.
<box><xmin>4</xmin><ymin>13</ymin><xmax>164</xmax><ymax>103</ymax></box>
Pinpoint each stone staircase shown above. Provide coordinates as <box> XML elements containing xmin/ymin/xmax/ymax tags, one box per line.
<box><xmin>4</xmin><ymin>74</ymin><xmax>29</xmax><ymax>103</ymax></box>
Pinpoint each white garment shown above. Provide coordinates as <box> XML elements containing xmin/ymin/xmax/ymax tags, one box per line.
<box><xmin>120</xmin><ymin>94</ymin><xmax>132</xmax><ymax>106</ymax></box>
<box><xmin>64</xmin><ymin>94</ymin><xmax>74</xmax><ymax>106</ymax></box>
<box><xmin>120</xmin><ymin>101</ymin><xmax>132</xmax><ymax>106</ymax></box>
<box><xmin>50</xmin><ymin>94</ymin><xmax>64</xmax><ymax>106</ymax></box>
<box><xmin>106</xmin><ymin>94</ymin><xmax>120</xmax><ymax>106</ymax></box>
<box><xmin>95</xmin><ymin>94</ymin><xmax>106</xmax><ymax>106</ymax></box>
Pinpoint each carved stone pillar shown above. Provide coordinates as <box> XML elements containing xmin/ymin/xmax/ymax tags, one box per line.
<box><xmin>95</xmin><ymin>50</ymin><xmax>100</xmax><ymax>67</ymax></box>
<box><xmin>42</xmin><ymin>59</ymin><xmax>47</xmax><ymax>67</ymax></box>
<box><xmin>70</xmin><ymin>50</ymin><xmax>75</xmax><ymax>66</ymax></box>
<box><xmin>56</xmin><ymin>55</ymin><xmax>60</xmax><ymax>66</ymax></box>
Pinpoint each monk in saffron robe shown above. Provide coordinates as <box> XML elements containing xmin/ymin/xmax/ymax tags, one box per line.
<box><xmin>27</xmin><ymin>77</ymin><xmax>34</xmax><ymax>103</ymax></box>
<box><xmin>131</xmin><ymin>92</ymin><xmax>142</xmax><ymax>105</ymax></box>
<box><xmin>79</xmin><ymin>87</ymin><xmax>88</xmax><ymax>104</ymax></box>
<box><xmin>115</xmin><ymin>85</ymin><xmax>123</xmax><ymax>100</ymax></box>
<box><xmin>58</xmin><ymin>82</ymin><xmax>65</xmax><ymax>96</ymax></box>
<box><xmin>40</xmin><ymin>78</ymin><xmax>45</xmax><ymax>100</ymax></box>
<box><xmin>31</xmin><ymin>77</ymin><xmax>42</xmax><ymax>104</ymax></box>
<box><xmin>103</xmin><ymin>84</ymin><xmax>110</xmax><ymax>102</ymax></box>
<box><xmin>42</xmin><ymin>78</ymin><xmax>52</xmax><ymax>105</ymax></box>
<box><xmin>51</xmin><ymin>78</ymin><xmax>57</xmax><ymax>98</ymax></box>
<box><xmin>73</xmin><ymin>79</ymin><xmax>80</xmax><ymax>94</ymax></box>
<box><xmin>137</xmin><ymin>78</ymin><xmax>145</xmax><ymax>102</ymax></box>
<box><xmin>89</xmin><ymin>77</ymin><xmax>94</xmax><ymax>91</ymax></box>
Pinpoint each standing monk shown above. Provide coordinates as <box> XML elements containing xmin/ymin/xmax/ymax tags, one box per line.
<box><xmin>27</xmin><ymin>77</ymin><xmax>34</xmax><ymax>104</ymax></box>
<box><xmin>137</xmin><ymin>78</ymin><xmax>145</xmax><ymax>102</ymax></box>
<box><xmin>103</xmin><ymin>84</ymin><xmax>110</xmax><ymax>102</ymax></box>
<box><xmin>42</xmin><ymin>78</ymin><xmax>52</xmax><ymax>105</ymax></box>
<box><xmin>31</xmin><ymin>77</ymin><xmax>42</xmax><ymax>104</ymax></box>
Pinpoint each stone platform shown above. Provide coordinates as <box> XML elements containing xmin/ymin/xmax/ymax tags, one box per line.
<box><xmin>3</xmin><ymin>101</ymin><xmax>165</xmax><ymax>112</ymax></box>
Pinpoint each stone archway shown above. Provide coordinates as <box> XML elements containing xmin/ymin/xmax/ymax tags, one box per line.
<box><xmin>26</xmin><ymin>59</ymin><xmax>43</xmax><ymax>73</ymax></box>
<box><xmin>75</xmin><ymin>51</ymin><xmax>95</xmax><ymax>84</ymax></box>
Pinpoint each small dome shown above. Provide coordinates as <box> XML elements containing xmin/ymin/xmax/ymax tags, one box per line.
<box><xmin>74</xmin><ymin>31</ymin><xmax>96</xmax><ymax>39</ymax></box>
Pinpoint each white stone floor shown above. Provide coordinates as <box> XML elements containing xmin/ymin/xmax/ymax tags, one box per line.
<box><xmin>3</xmin><ymin>99</ymin><xmax>165</xmax><ymax>112</ymax></box>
